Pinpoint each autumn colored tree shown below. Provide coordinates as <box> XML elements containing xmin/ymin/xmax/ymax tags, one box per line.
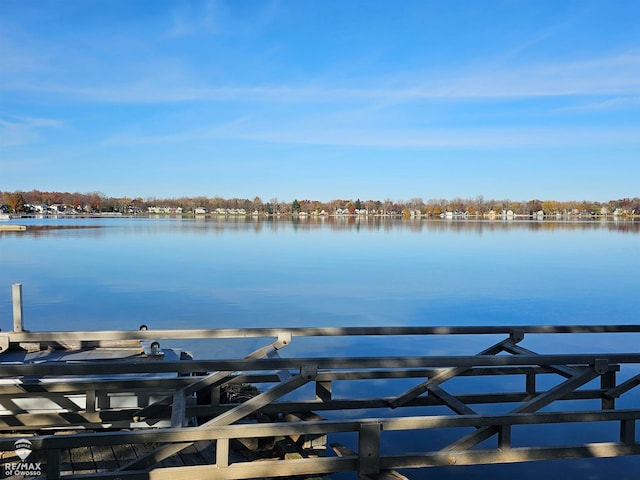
<box><xmin>0</xmin><ymin>188</ymin><xmax>635</xmax><ymax>218</ymax></box>
<box><xmin>88</xmin><ymin>193</ymin><xmax>103</xmax><ymax>212</ymax></box>
<box><xmin>252</xmin><ymin>196</ymin><xmax>263</xmax><ymax>213</ymax></box>
<box><xmin>345</xmin><ymin>201</ymin><xmax>355</xmax><ymax>214</ymax></box>
<box><xmin>541</xmin><ymin>201</ymin><xmax>558</xmax><ymax>215</ymax></box>
<box><xmin>527</xmin><ymin>200</ymin><xmax>543</xmax><ymax>214</ymax></box>
<box><xmin>6</xmin><ymin>192</ymin><xmax>25</xmax><ymax>213</ymax></box>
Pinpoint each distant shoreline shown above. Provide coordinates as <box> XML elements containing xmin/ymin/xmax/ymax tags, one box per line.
<box><xmin>3</xmin><ymin>211</ymin><xmax>638</xmax><ymax>221</ymax></box>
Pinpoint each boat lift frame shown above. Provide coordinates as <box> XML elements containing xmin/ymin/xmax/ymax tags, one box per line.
<box><xmin>2</xmin><ymin>288</ymin><xmax>640</xmax><ymax>478</ymax></box>
<box><xmin>1</xmin><ymin>326</ymin><xmax>640</xmax><ymax>478</ymax></box>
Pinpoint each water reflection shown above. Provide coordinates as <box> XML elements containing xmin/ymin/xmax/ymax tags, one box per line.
<box><xmin>2</xmin><ymin>216</ymin><xmax>638</xmax><ymax>239</ymax></box>
<box><xmin>1</xmin><ymin>215</ymin><xmax>639</xmax><ymax>480</ymax></box>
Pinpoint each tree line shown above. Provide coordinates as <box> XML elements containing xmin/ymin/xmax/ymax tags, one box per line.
<box><xmin>2</xmin><ymin>189</ymin><xmax>639</xmax><ymax>216</ymax></box>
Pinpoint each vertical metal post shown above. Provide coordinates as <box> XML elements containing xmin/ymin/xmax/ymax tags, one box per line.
<box><xmin>526</xmin><ymin>372</ymin><xmax>536</xmax><ymax>394</ymax></box>
<box><xmin>621</xmin><ymin>420</ymin><xmax>636</xmax><ymax>445</ymax></box>
<box><xmin>12</xmin><ymin>283</ymin><xmax>23</xmax><ymax>332</ymax></box>
<box><xmin>171</xmin><ymin>391</ymin><xmax>186</xmax><ymax>427</ymax></box>
<box><xmin>498</xmin><ymin>425</ymin><xmax>512</xmax><ymax>449</ymax></box>
<box><xmin>216</xmin><ymin>438</ymin><xmax>230</xmax><ymax>468</ymax></box>
<box><xmin>358</xmin><ymin>422</ymin><xmax>381</xmax><ymax>476</ymax></box>
<box><xmin>46</xmin><ymin>449</ymin><xmax>61</xmax><ymax>479</ymax></box>
<box><xmin>86</xmin><ymin>390</ymin><xmax>96</xmax><ymax>413</ymax></box>
<box><xmin>97</xmin><ymin>391</ymin><xmax>109</xmax><ymax>410</ymax></box>
<box><xmin>601</xmin><ymin>370</ymin><xmax>617</xmax><ymax>409</ymax></box>
<box><xmin>211</xmin><ymin>385</ymin><xmax>221</xmax><ymax>406</ymax></box>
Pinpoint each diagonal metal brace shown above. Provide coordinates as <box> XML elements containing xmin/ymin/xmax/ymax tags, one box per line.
<box><xmin>606</xmin><ymin>372</ymin><xmax>640</xmax><ymax>399</ymax></box>
<box><xmin>443</xmin><ymin>366</ymin><xmax>600</xmax><ymax>451</ymax></box>
<box><xmin>427</xmin><ymin>385</ymin><xmax>477</xmax><ymax>416</ymax></box>
<box><xmin>389</xmin><ymin>336</ymin><xmax>519</xmax><ymax>409</ymax></box>
<box><xmin>134</xmin><ymin>332</ymin><xmax>292</xmax><ymax>422</ymax></box>
<box><xmin>501</xmin><ymin>340</ymin><xmax>578</xmax><ymax>378</ymax></box>
<box><xmin>118</xmin><ymin>364</ymin><xmax>316</xmax><ymax>471</ymax></box>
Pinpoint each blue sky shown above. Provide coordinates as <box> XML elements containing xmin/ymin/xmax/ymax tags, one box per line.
<box><xmin>1</xmin><ymin>0</ymin><xmax>639</xmax><ymax>202</ymax></box>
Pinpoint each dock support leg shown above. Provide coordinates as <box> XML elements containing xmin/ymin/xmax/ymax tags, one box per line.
<box><xmin>46</xmin><ymin>449</ymin><xmax>61</xmax><ymax>480</ymax></box>
<box><xmin>86</xmin><ymin>390</ymin><xmax>96</xmax><ymax>413</ymax></box>
<box><xmin>601</xmin><ymin>370</ymin><xmax>617</xmax><ymax>409</ymax></box>
<box><xmin>498</xmin><ymin>425</ymin><xmax>512</xmax><ymax>449</ymax></box>
<box><xmin>358</xmin><ymin>422</ymin><xmax>381</xmax><ymax>477</ymax></box>
<box><xmin>12</xmin><ymin>283</ymin><xmax>23</xmax><ymax>332</ymax></box>
<box><xmin>621</xmin><ymin>420</ymin><xmax>636</xmax><ymax>445</ymax></box>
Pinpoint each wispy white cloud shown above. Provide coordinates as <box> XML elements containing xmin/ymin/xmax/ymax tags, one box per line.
<box><xmin>227</xmin><ymin>126</ymin><xmax>640</xmax><ymax>149</ymax></box>
<box><xmin>434</xmin><ymin>54</ymin><xmax>640</xmax><ymax>99</ymax></box>
<box><xmin>0</xmin><ymin>156</ymin><xmax>48</xmax><ymax>172</ymax></box>
<box><xmin>166</xmin><ymin>0</ymin><xmax>219</xmax><ymax>37</ymax></box>
<box><xmin>101</xmin><ymin>115</ymin><xmax>253</xmax><ymax>146</ymax></box>
<box><xmin>0</xmin><ymin>116</ymin><xmax>62</xmax><ymax>147</ymax></box>
<box><xmin>165</xmin><ymin>0</ymin><xmax>279</xmax><ymax>38</ymax></box>
<box><xmin>102</xmin><ymin>121</ymin><xmax>640</xmax><ymax>150</ymax></box>
<box><xmin>558</xmin><ymin>96</ymin><xmax>640</xmax><ymax>112</ymax></box>
<box><xmin>3</xmin><ymin>53</ymin><xmax>639</xmax><ymax>106</ymax></box>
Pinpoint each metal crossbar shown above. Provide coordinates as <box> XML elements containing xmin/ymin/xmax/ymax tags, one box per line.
<box><xmin>4</xmin><ymin>324</ymin><xmax>640</xmax><ymax>344</ymax></box>
<box><xmin>3</xmin><ymin>353</ymin><xmax>640</xmax><ymax>377</ymax></box>
<box><xmin>1</xmin><ymin>409</ymin><xmax>640</xmax><ymax>479</ymax></box>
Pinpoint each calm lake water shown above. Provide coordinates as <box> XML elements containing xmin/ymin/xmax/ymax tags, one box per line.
<box><xmin>1</xmin><ymin>216</ymin><xmax>639</xmax><ymax>479</ymax></box>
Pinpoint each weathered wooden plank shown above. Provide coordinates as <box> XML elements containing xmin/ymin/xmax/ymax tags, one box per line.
<box><xmin>90</xmin><ymin>445</ymin><xmax>119</xmax><ymax>472</ymax></box>
<box><xmin>160</xmin><ymin>452</ymin><xmax>185</xmax><ymax>468</ymax></box>
<box><xmin>190</xmin><ymin>440</ymin><xmax>218</xmax><ymax>464</ymax></box>
<box><xmin>110</xmin><ymin>443</ymin><xmax>138</xmax><ymax>467</ymax></box>
<box><xmin>59</xmin><ymin>439</ymin><xmax>74</xmax><ymax>476</ymax></box>
<box><xmin>69</xmin><ymin>446</ymin><xmax>96</xmax><ymax>474</ymax></box>
<box><xmin>283</xmin><ymin>412</ymin><xmax>327</xmax><ymax>450</ymax></box>
<box><xmin>177</xmin><ymin>443</ymin><xmax>204</xmax><ymax>466</ymax></box>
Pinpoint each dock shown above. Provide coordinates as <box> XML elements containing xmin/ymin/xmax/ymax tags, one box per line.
<box><xmin>2</xmin><ymin>285</ymin><xmax>640</xmax><ymax>478</ymax></box>
<box><xmin>0</xmin><ymin>225</ymin><xmax>26</xmax><ymax>231</ymax></box>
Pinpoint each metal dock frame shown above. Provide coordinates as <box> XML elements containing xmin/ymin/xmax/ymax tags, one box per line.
<box><xmin>2</xmin><ymin>324</ymin><xmax>640</xmax><ymax>479</ymax></box>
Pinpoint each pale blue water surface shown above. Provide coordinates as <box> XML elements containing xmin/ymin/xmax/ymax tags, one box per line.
<box><xmin>1</xmin><ymin>216</ymin><xmax>639</xmax><ymax>479</ymax></box>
